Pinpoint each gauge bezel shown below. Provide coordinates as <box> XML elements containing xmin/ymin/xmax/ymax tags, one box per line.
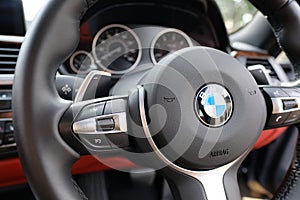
<box><xmin>70</xmin><ymin>50</ymin><xmax>95</xmax><ymax>74</ymax></box>
<box><xmin>150</xmin><ymin>28</ymin><xmax>193</xmax><ymax>64</ymax></box>
<box><xmin>92</xmin><ymin>24</ymin><xmax>142</xmax><ymax>75</ymax></box>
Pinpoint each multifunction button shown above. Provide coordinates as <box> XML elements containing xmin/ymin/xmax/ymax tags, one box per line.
<box><xmin>96</xmin><ymin>118</ymin><xmax>115</xmax><ymax>131</ymax></box>
<box><xmin>263</xmin><ymin>87</ymin><xmax>300</xmax><ymax>128</ymax></box>
<box><xmin>72</xmin><ymin>98</ymin><xmax>129</xmax><ymax>151</ymax></box>
<box><xmin>263</xmin><ymin>88</ymin><xmax>288</xmax><ymax>98</ymax></box>
<box><xmin>282</xmin><ymin>99</ymin><xmax>297</xmax><ymax>110</ymax></box>
<box><xmin>76</xmin><ymin>102</ymin><xmax>105</xmax><ymax>121</ymax></box>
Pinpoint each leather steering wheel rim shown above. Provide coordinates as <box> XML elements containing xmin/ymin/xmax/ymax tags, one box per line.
<box><xmin>12</xmin><ymin>0</ymin><xmax>300</xmax><ymax>199</ymax></box>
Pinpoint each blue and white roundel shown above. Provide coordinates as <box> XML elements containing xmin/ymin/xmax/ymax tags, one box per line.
<box><xmin>202</xmin><ymin>94</ymin><xmax>226</xmax><ymax>118</ymax></box>
<box><xmin>195</xmin><ymin>84</ymin><xmax>233</xmax><ymax>127</ymax></box>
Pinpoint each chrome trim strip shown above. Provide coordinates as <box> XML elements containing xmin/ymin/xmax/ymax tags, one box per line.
<box><xmin>0</xmin><ymin>35</ymin><xmax>24</xmax><ymax>43</ymax></box>
<box><xmin>73</xmin><ymin>112</ymin><xmax>127</xmax><ymax>135</ymax></box>
<box><xmin>281</xmin><ymin>80</ymin><xmax>300</xmax><ymax>87</ymax></box>
<box><xmin>271</xmin><ymin>97</ymin><xmax>300</xmax><ymax>114</ymax></box>
<box><xmin>0</xmin><ymin>143</ymin><xmax>16</xmax><ymax>149</ymax></box>
<box><xmin>137</xmin><ymin>85</ymin><xmax>245</xmax><ymax>200</ymax></box>
<box><xmin>0</xmin><ymin>74</ymin><xmax>14</xmax><ymax>85</ymax></box>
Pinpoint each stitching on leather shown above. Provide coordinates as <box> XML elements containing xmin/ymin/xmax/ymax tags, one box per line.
<box><xmin>274</xmin><ymin>141</ymin><xmax>300</xmax><ymax>199</ymax></box>
<box><xmin>72</xmin><ymin>179</ymin><xmax>89</xmax><ymax>200</ymax></box>
<box><xmin>78</xmin><ymin>0</ymin><xmax>91</xmax><ymax>20</ymax></box>
<box><xmin>86</xmin><ymin>0</ymin><xmax>99</xmax><ymax>8</ymax></box>
<box><xmin>85</xmin><ymin>0</ymin><xmax>90</xmax><ymax>7</ymax></box>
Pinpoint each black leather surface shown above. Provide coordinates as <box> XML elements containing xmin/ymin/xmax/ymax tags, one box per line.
<box><xmin>267</xmin><ymin>0</ymin><xmax>300</xmax><ymax>80</ymax></box>
<box><xmin>273</xmin><ymin>130</ymin><xmax>300</xmax><ymax>200</ymax></box>
<box><xmin>248</xmin><ymin>1</ymin><xmax>300</xmax><ymax>199</ymax></box>
<box><xmin>13</xmin><ymin>0</ymin><xmax>89</xmax><ymax>199</ymax></box>
<box><xmin>250</xmin><ymin>0</ymin><xmax>300</xmax><ymax>80</ymax></box>
<box><xmin>249</xmin><ymin>0</ymin><xmax>289</xmax><ymax>15</ymax></box>
<box><xmin>161</xmin><ymin>168</ymin><xmax>207</xmax><ymax>200</ymax></box>
<box><xmin>86</xmin><ymin>0</ymin><xmax>208</xmax><ymax>11</ymax></box>
<box><xmin>86</xmin><ymin>0</ymin><xmax>99</xmax><ymax>8</ymax></box>
<box><xmin>244</xmin><ymin>127</ymin><xmax>298</xmax><ymax>195</ymax></box>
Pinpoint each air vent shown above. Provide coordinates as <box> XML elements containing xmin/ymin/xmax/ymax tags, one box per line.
<box><xmin>246</xmin><ymin>57</ymin><xmax>278</xmax><ymax>79</ymax></box>
<box><xmin>0</xmin><ymin>42</ymin><xmax>21</xmax><ymax>74</ymax></box>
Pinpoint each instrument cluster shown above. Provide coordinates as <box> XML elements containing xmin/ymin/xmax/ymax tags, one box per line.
<box><xmin>66</xmin><ymin>24</ymin><xmax>196</xmax><ymax>76</ymax></box>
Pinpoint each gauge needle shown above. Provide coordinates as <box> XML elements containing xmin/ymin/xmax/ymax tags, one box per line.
<box><xmin>100</xmin><ymin>47</ymin><xmax>122</xmax><ymax>60</ymax></box>
<box><xmin>74</xmin><ymin>59</ymin><xmax>83</xmax><ymax>66</ymax></box>
<box><xmin>75</xmin><ymin>58</ymin><xmax>92</xmax><ymax>68</ymax></box>
<box><xmin>90</xmin><ymin>64</ymin><xmax>97</xmax><ymax>69</ymax></box>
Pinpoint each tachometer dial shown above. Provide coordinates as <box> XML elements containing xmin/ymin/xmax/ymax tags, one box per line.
<box><xmin>151</xmin><ymin>28</ymin><xmax>193</xmax><ymax>64</ymax></box>
<box><xmin>70</xmin><ymin>50</ymin><xmax>95</xmax><ymax>74</ymax></box>
<box><xmin>92</xmin><ymin>24</ymin><xmax>142</xmax><ymax>74</ymax></box>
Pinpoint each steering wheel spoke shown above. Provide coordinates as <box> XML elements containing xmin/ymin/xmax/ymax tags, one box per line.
<box><xmin>262</xmin><ymin>86</ymin><xmax>300</xmax><ymax>129</ymax></box>
<box><xmin>59</xmin><ymin>95</ymin><xmax>132</xmax><ymax>155</ymax></box>
<box><xmin>161</xmin><ymin>152</ymin><xmax>244</xmax><ymax>200</ymax></box>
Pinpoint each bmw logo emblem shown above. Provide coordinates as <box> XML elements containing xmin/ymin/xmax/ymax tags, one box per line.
<box><xmin>195</xmin><ymin>84</ymin><xmax>233</xmax><ymax>127</ymax></box>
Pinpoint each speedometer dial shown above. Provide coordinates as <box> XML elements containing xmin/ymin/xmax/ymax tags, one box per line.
<box><xmin>92</xmin><ymin>24</ymin><xmax>142</xmax><ymax>74</ymax></box>
<box><xmin>151</xmin><ymin>28</ymin><xmax>193</xmax><ymax>64</ymax></box>
<box><xmin>70</xmin><ymin>50</ymin><xmax>95</xmax><ymax>74</ymax></box>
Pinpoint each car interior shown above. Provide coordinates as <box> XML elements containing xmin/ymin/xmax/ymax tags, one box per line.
<box><xmin>1</xmin><ymin>0</ymin><xmax>300</xmax><ymax>199</ymax></box>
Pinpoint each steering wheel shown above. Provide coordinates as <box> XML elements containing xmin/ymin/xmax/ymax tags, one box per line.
<box><xmin>12</xmin><ymin>0</ymin><xmax>300</xmax><ymax>199</ymax></box>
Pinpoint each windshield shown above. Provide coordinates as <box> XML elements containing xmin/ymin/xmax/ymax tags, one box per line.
<box><xmin>22</xmin><ymin>0</ymin><xmax>47</xmax><ymax>28</ymax></box>
<box><xmin>215</xmin><ymin>0</ymin><xmax>257</xmax><ymax>34</ymax></box>
<box><xmin>23</xmin><ymin>0</ymin><xmax>257</xmax><ymax>34</ymax></box>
